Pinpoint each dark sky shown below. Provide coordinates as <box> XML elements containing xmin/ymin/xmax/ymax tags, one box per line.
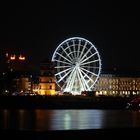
<box><xmin>0</xmin><ymin>1</ymin><xmax>140</xmax><ymax>72</ymax></box>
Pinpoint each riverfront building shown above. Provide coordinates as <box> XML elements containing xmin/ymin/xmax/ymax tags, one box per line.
<box><xmin>38</xmin><ymin>59</ymin><xmax>56</xmax><ymax>95</ymax></box>
<box><xmin>95</xmin><ymin>72</ymin><xmax>140</xmax><ymax>97</ymax></box>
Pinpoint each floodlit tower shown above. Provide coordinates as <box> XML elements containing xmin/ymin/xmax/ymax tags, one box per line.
<box><xmin>39</xmin><ymin>59</ymin><xmax>56</xmax><ymax>95</ymax></box>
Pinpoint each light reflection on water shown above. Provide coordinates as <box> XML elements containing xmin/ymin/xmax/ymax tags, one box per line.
<box><xmin>49</xmin><ymin>110</ymin><xmax>104</xmax><ymax>130</ymax></box>
<box><xmin>1</xmin><ymin>109</ymin><xmax>140</xmax><ymax>131</ymax></box>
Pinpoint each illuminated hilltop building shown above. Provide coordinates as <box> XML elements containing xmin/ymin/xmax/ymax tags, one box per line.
<box><xmin>3</xmin><ymin>53</ymin><xmax>32</xmax><ymax>94</ymax></box>
<box><xmin>5</xmin><ymin>53</ymin><xmax>27</xmax><ymax>72</ymax></box>
<box><xmin>38</xmin><ymin>59</ymin><xmax>56</xmax><ymax>95</ymax></box>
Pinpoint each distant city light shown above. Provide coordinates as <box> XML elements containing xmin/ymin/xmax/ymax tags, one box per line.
<box><xmin>7</xmin><ymin>53</ymin><xmax>26</xmax><ymax>61</ymax></box>
<box><xmin>10</xmin><ymin>55</ymin><xmax>16</xmax><ymax>60</ymax></box>
<box><xmin>19</xmin><ymin>55</ymin><xmax>25</xmax><ymax>60</ymax></box>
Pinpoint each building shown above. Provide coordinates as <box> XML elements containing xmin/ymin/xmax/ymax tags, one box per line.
<box><xmin>95</xmin><ymin>71</ymin><xmax>140</xmax><ymax>97</ymax></box>
<box><xmin>0</xmin><ymin>52</ymin><xmax>34</xmax><ymax>95</ymax></box>
<box><xmin>38</xmin><ymin>59</ymin><xmax>56</xmax><ymax>95</ymax></box>
<box><xmin>5</xmin><ymin>53</ymin><xmax>27</xmax><ymax>72</ymax></box>
<box><xmin>13</xmin><ymin>76</ymin><xmax>32</xmax><ymax>93</ymax></box>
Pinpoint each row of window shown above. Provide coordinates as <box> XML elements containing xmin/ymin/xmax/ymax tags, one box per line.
<box><xmin>39</xmin><ymin>85</ymin><xmax>53</xmax><ymax>90</ymax></box>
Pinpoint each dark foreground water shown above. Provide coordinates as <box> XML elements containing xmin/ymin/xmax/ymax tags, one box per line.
<box><xmin>1</xmin><ymin>109</ymin><xmax>140</xmax><ymax>131</ymax></box>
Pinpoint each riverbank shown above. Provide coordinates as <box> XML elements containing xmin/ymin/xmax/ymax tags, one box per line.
<box><xmin>0</xmin><ymin>95</ymin><xmax>131</xmax><ymax>109</ymax></box>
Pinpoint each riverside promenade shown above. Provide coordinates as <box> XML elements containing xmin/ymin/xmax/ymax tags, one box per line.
<box><xmin>0</xmin><ymin>95</ymin><xmax>131</xmax><ymax>109</ymax></box>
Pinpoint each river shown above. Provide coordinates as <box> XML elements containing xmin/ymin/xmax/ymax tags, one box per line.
<box><xmin>1</xmin><ymin>109</ymin><xmax>140</xmax><ymax>131</ymax></box>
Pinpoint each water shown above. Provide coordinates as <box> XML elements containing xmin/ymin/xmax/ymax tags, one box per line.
<box><xmin>0</xmin><ymin>109</ymin><xmax>140</xmax><ymax>131</ymax></box>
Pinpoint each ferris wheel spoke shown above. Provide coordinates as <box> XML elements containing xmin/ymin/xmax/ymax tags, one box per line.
<box><xmin>55</xmin><ymin>67</ymin><xmax>72</xmax><ymax>76</ymax></box>
<box><xmin>54</xmin><ymin>59</ymin><xmax>71</xmax><ymax>66</ymax></box>
<box><xmin>79</xmin><ymin>41</ymin><xmax>88</xmax><ymax>60</ymax></box>
<box><xmin>57</xmin><ymin>69</ymin><xmax>73</xmax><ymax>83</ymax></box>
<box><xmin>80</xmin><ymin>52</ymin><xmax>97</xmax><ymax>64</ymax></box>
<box><xmin>80</xmin><ymin>59</ymin><xmax>100</xmax><ymax>66</ymax></box>
<box><xmin>73</xmin><ymin>50</ymin><xmax>77</xmax><ymax>59</ymax></box>
<box><xmin>77</xmin><ymin>69</ymin><xmax>86</xmax><ymax>91</ymax></box>
<box><xmin>80</xmin><ymin>46</ymin><xmax>93</xmax><ymax>63</ymax></box>
<box><xmin>61</xmin><ymin>46</ymin><xmax>73</xmax><ymax>61</ymax></box>
<box><xmin>69</xmin><ymin>68</ymin><xmax>77</xmax><ymax>92</ymax></box>
<box><xmin>80</xmin><ymin>68</ymin><xmax>94</xmax><ymax>83</ymax></box>
<box><xmin>90</xmin><ymin>76</ymin><xmax>99</xmax><ymax>89</ymax></box>
<box><xmin>80</xmin><ymin>67</ymin><xmax>98</xmax><ymax>77</ymax></box>
<box><xmin>56</xmin><ymin>52</ymin><xmax>72</xmax><ymax>64</ymax></box>
<box><xmin>74</xmin><ymin>70</ymin><xmax>81</xmax><ymax>92</ymax></box>
<box><xmin>80</xmin><ymin>68</ymin><xmax>96</xmax><ymax>86</ymax></box>
<box><xmin>76</xmin><ymin>68</ymin><xmax>85</xmax><ymax>91</ymax></box>
<box><xmin>61</xmin><ymin>81</ymin><xmax>67</xmax><ymax>90</ymax></box>
<box><xmin>81</xmin><ymin>66</ymin><xmax>99</xmax><ymax>69</ymax></box>
<box><xmin>77</xmin><ymin>68</ymin><xmax>90</xmax><ymax>91</ymax></box>
<box><xmin>62</xmin><ymin>79</ymin><xmax>70</xmax><ymax>91</ymax></box>
<box><xmin>66</xmin><ymin>42</ymin><xmax>74</xmax><ymax>59</ymax></box>
<box><xmin>76</xmin><ymin>40</ymin><xmax>81</xmax><ymax>58</ymax></box>
<box><xmin>61</xmin><ymin>70</ymin><xmax>74</xmax><ymax>90</ymax></box>
<box><xmin>65</xmin><ymin>67</ymin><xmax>76</xmax><ymax>91</ymax></box>
<box><xmin>55</xmin><ymin>65</ymin><xmax>71</xmax><ymax>69</ymax></box>
<box><xmin>78</xmin><ymin>68</ymin><xmax>89</xmax><ymax>90</ymax></box>
<box><xmin>61</xmin><ymin>75</ymin><xmax>71</xmax><ymax>90</ymax></box>
<box><xmin>72</xmin><ymin>40</ymin><xmax>77</xmax><ymax>58</ymax></box>
<box><xmin>74</xmin><ymin>70</ymin><xmax>78</xmax><ymax>91</ymax></box>
<box><xmin>68</xmin><ymin>51</ymin><xmax>76</xmax><ymax>60</ymax></box>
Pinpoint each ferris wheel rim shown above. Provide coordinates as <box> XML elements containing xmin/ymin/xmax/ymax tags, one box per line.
<box><xmin>52</xmin><ymin>37</ymin><xmax>100</xmax><ymax>60</ymax></box>
<box><xmin>52</xmin><ymin>37</ymin><xmax>102</xmax><ymax>94</ymax></box>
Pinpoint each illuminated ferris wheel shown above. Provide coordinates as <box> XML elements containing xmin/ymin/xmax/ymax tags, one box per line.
<box><xmin>52</xmin><ymin>37</ymin><xmax>102</xmax><ymax>95</ymax></box>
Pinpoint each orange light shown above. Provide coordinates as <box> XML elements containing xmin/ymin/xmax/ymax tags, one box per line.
<box><xmin>10</xmin><ymin>55</ymin><xmax>16</xmax><ymax>60</ymax></box>
<box><xmin>19</xmin><ymin>55</ymin><xmax>25</xmax><ymax>60</ymax></box>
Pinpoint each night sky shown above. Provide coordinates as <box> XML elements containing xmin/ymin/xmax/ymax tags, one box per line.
<box><xmin>0</xmin><ymin>1</ymin><xmax>140</xmax><ymax>72</ymax></box>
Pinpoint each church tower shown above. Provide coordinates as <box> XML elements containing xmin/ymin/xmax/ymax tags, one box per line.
<box><xmin>38</xmin><ymin>59</ymin><xmax>56</xmax><ymax>95</ymax></box>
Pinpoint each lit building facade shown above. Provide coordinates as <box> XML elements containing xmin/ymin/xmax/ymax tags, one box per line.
<box><xmin>38</xmin><ymin>60</ymin><xmax>56</xmax><ymax>95</ymax></box>
<box><xmin>13</xmin><ymin>76</ymin><xmax>32</xmax><ymax>93</ymax></box>
<box><xmin>95</xmin><ymin>74</ymin><xmax>140</xmax><ymax>96</ymax></box>
<box><xmin>5</xmin><ymin>53</ymin><xmax>27</xmax><ymax>72</ymax></box>
<box><xmin>1</xmin><ymin>52</ymin><xmax>34</xmax><ymax>94</ymax></box>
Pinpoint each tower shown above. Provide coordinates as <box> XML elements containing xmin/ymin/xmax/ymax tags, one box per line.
<box><xmin>38</xmin><ymin>59</ymin><xmax>56</xmax><ymax>95</ymax></box>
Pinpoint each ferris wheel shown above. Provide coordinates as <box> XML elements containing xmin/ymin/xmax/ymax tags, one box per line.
<box><xmin>52</xmin><ymin>37</ymin><xmax>102</xmax><ymax>95</ymax></box>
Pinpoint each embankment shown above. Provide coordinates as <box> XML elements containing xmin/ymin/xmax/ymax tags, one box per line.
<box><xmin>0</xmin><ymin>95</ymin><xmax>131</xmax><ymax>109</ymax></box>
